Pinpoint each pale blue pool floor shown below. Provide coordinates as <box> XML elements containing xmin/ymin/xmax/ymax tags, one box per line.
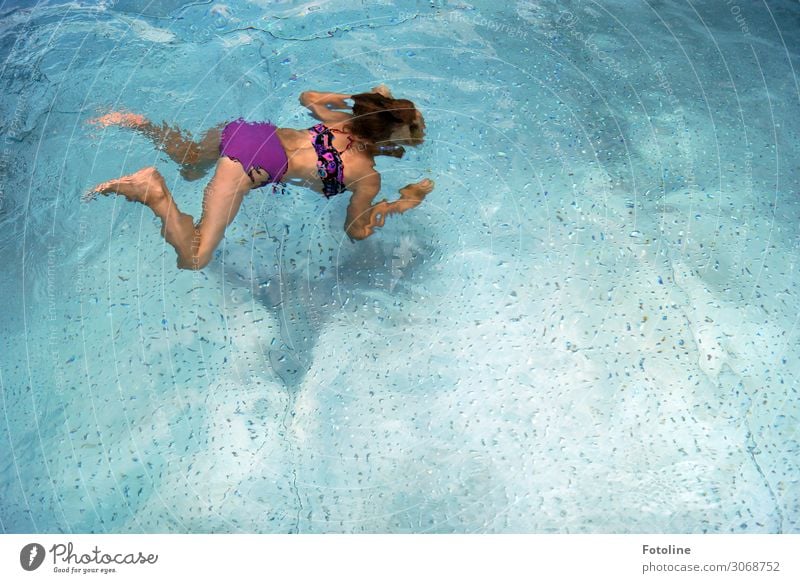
<box><xmin>0</xmin><ymin>0</ymin><xmax>798</xmax><ymax>533</ymax></box>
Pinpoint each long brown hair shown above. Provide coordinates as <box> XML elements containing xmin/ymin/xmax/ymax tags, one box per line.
<box><xmin>347</xmin><ymin>93</ymin><xmax>424</xmax><ymax>152</ymax></box>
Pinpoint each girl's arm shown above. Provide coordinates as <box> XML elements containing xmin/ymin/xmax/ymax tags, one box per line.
<box><xmin>299</xmin><ymin>87</ymin><xmax>393</xmax><ymax>122</ymax></box>
<box><xmin>367</xmin><ymin>179</ymin><xmax>435</xmax><ymax>228</ymax></box>
<box><xmin>299</xmin><ymin>91</ymin><xmax>352</xmax><ymax>123</ymax></box>
<box><xmin>346</xmin><ymin>177</ymin><xmax>435</xmax><ymax>241</ymax></box>
<box><xmin>344</xmin><ymin>172</ymin><xmax>382</xmax><ymax>241</ymax></box>
<box><xmin>299</xmin><ymin>90</ymin><xmax>351</xmax><ymax>109</ymax></box>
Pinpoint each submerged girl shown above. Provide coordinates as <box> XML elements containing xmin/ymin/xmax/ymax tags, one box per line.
<box><xmin>85</xmin><ymin>85</ymin><xmax>434</xmax><ymax>270</ymax></box>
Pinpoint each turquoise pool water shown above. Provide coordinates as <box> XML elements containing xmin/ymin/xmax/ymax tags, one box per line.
<box><xmin>0</xmin><ymin>0</ymin><xmax>798</xmax><ymax>533</ymax></box>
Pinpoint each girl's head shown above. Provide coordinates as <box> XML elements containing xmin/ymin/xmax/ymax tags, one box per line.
<box><xmin>347</xmin><ymin>93</ymin><xmax>426</xmax><ymax>151</ymax></box>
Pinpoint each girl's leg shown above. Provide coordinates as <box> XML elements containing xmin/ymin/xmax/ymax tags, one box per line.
<box><xmin>172</xmin><ymin>124</ymin><xmax>225</xmax><ymax>181</ymax></box>
<box><xmin>87</xmin><ymin>112</ymin><xmax>225</xmax><ymax>181</ymax></box>
<box><xmin>86</xmin><ymin>157</ymin><xmax>252</xmax><ymax>270</ymax></box>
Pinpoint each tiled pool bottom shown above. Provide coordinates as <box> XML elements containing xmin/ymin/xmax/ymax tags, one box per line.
<box><xmin>0</xmin><ymin>0</ymin><xmax>797</xmax><ymax>532</ymax></box>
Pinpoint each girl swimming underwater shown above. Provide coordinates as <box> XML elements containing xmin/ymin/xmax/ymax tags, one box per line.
<box><xmin>85</xmin><ymin>85</ymin><xmax>434</xmax><ymax>270</ymax></box>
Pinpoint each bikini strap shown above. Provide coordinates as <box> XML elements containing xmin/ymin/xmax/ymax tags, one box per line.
<box><xmin>329</xmin><ymin>128</ymin><xmax>354</xmax><ymax>153</ymax></box>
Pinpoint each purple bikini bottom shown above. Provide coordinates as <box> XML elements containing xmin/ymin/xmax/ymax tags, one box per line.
<box><xmin>219</xmin><ymin>118</ymin><xmax>289</xmax><ymax>188</ymax></box>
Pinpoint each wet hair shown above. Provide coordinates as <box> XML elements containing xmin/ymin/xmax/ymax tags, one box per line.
<box><xmin>347</xmin><ymin>93</ymin><xmax>424</xmax><ymax>151</ymax></box>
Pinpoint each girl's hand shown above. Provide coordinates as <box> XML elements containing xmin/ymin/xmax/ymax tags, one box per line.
<box><xmin>371</xmin><ymin>84</ymin><xmax>393</xmax><ymax>98</ymax></box>
<box><xmin>392</xmin><ymin>179</ymin><xmax>434</xmax><ymax>213</ymax></box>
<box><xmin>352</xmin><ymin>182</ymin><xmax>434</xmax><ymax>241</ymax></box>
<box><xmin>347</xmin><ymin>206</ymin><xmax>383</xmax><ymax>240</ymax></box>
<box><xmin>400</xmin><ymin>178</ymin><xmax>435</xmax><ymax>201</ymax></box>
<box><xmin>369</xmin><ymin>199</ymin><xmax>391</xmax><ymax>227</ymax></box>
<box><xmin>350</xmin><ymin>200</ymin><xmax>390</xmax><ymax>241</ymax></box>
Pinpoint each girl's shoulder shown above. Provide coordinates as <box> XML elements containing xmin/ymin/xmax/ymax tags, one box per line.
<box><xmin>345</xmin><ymin>150</ymin><xmax>378</xmax><ymax>180</ymax></box>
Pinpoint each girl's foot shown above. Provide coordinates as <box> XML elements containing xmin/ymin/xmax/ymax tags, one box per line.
<box><xmin>84</xmin><ymin>166</ymin><xmax>166</xmax><ymax>207</ymax></box>
<box><xmin>87</xmin><ymin>111</ymin><xmax>147</xmax><ymax>128</ymax></box>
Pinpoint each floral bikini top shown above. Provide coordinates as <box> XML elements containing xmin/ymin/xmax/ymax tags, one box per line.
<box><xmin>308</xmin><ymin>123</ymin><xmax>354</xmax><ymax>198</ymax></box>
